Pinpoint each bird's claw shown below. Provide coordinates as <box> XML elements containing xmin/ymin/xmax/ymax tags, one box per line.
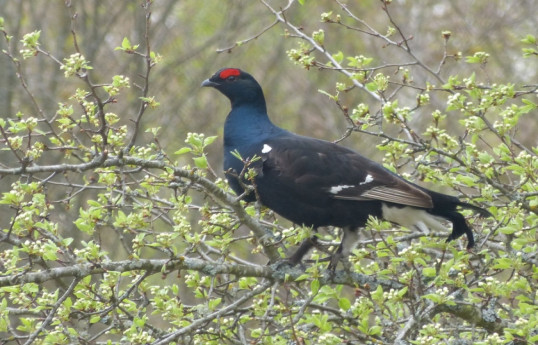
<box><xmin>327</xmin><ymin>252</ymin><xmax>352</xmax><ymax>272</ymax></box>
<box><xmin>271</xmin><ymin>258</ymin><xmax>307</xmax><ymax>271</ymax></box>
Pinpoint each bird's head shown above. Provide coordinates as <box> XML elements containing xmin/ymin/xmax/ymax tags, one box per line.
<box><xmin>202</xmin><ymin>68</ymin><xmax>265</xmax><ymax>109</ymax></box>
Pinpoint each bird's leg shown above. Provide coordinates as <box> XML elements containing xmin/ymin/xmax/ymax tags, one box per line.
<box><xmin>286</xmin><ymin>235</ymin><xmax>318</xmax><ymax>266</ymax></box>
<box><xmin>328</xmin><ymin>226</ymin><xmax>359</xmax><ymax>271</ymax></box>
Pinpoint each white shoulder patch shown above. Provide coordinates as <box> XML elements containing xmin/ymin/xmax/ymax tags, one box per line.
<box><xmin>329</xmin><ymin>185</ymin><xmax>355</xmax><ymax>194</ymax></box>
<box><xmin>359</xmin><ymin>174</ymin><xmax>374</xmax><ymax>185</ymax></box>
<box><xmin>261</xmin><ymin>144</ymin><xmax>272</xmax><ymax>153</ymax></box>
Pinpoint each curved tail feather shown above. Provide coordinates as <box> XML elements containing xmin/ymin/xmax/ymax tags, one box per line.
<box><xmin>458</xmin><ymin>202</ymin><xmax>492</xmax><ymax>218</ymax></box>
<box><xmin>444</xmin><ymin>210</ymin><xmax>475</xmax><ymax>248</ymax></box>
<box><xmin>442</xmin><ymin>203</ymin><xmax>490</xmax><ymax>249</ymax></box>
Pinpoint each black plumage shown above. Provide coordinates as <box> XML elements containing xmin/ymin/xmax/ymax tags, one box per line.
<box><xmin>202</xmin><ymin>68</ymin><xmax>490</xmax><ymax>265</ymax></box>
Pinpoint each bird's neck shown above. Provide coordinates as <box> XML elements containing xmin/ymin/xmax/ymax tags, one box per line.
<box><xmin>224</xmin><ymin>105</ymin><xmax>285</xmax><ymax>149</ymax></box>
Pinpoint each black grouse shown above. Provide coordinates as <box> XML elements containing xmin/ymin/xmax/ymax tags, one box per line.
<box><xmin>202</xmin><ymin>68</ymin><xmax>490</xmax><ymax>265</ymax></box>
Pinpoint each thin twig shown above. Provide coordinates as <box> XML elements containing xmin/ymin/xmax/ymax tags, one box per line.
<box><xmin>217</xmin><ymin>19</ymin><xmax>280</xmax><ymax>53</ymax></box>
<box><xmin>23</xmin><ymin>277</ymin><xmax>80</xmax><ymax>345</ymax></box>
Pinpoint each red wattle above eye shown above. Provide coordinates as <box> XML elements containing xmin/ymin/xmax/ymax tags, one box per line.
<box><xmin>219</xmin><ymin>68</ymin><xmax>241</xmax><ymax>80</ymax></box>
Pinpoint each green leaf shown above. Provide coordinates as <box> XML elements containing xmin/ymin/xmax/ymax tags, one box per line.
<box><xmin>43</xmin><ymin>241</ymin><xmax>58</xmax><ymax>261</ymax></box>
<box><xmin>369</xmin><ymin>325</ymin><xmax>382</xmax><ymax>336</ymax></box>
<box><xmin>371</xmin><ymin>285</ymin><xmax>383</xmax><ymax>303</ymax></box>
<box><xmin>422</xmin><ymin>267</ymin><xmax>436</xmax><ymax>277</ymax></box>
<box><xmin>115</xmin><ymin>37</ymin><xmax>139</xmax><ymax>52</ymax></box>
<box><xmin>250</xmin><ymin>328</ymin><xmax>262</xmax><ymax>338</ymax></box>
<box><xmin>193</xmin><ymin>156</ymin><xmax>208</xmax><ymax>169</ymax></box>
<box><xmin>312</xmin><ymin>29</ymin><xmax>325</xmax><ymax>46</ymax></box>
<box><xmin>365</xmin><ymin>82</ymin><xmax>378</xmax><ymax>92</ymax></box>
<box><xmin>208</xmin><ymin>298</ymin><xmax>222</xmax><ymax>310</ymax></box>
<box><xmin>521</xmin><ymin>98</ymin><xmax>537</xmax><ymax>113</ymax></box>
<box><xmin>338</xmin><ymin>297</ymin><xmax>351</xmax><ymax>311</ymax></box>
<box><xmin>295</xmin><ymin>274</ymin><xmax>310</xmax><ymax>281</ymax></box>
<box><xmin>175</xmin><ymin>147</ymin><xmax>192</xmax><ymax>155</ymax></box>
<box><xmin>492</xmin><ymin>257</ymin><xmax>515</xmax><ymax>269</ymax></box>
<box><xmin>204</xmin><ymin>135</ymin><xmax>218</xmax><ymax>146</ymax></box>
<box><xmin>521</xmin><ymin>34</ymin><xmax>536</xmax><ymax>45</ymax></box>
<box><xmin>465</xmin><ymin>52</ymin><xmax>489</xmax><ymax>64</ymax></box>
<box><xmin>230</xmin><ymin>149</ymin><xmax>243</xmax><ymax>161</ymax></box>
<box><xmin>332</xmin><ymin>51</ymin><xmax>344</xmax><ymax>64</ymax></box>
<box><xmin>75</xmin><ymin>218</ymin><xmax>94</xmax><ymax>235</ymax></box>
<box><xmin>123</xmin><ymin>37</ymin><xmax>132</xmax><ymax>48</ymax></box>
<box><xmin>311</xmin><ymin>279</ymin><xmax>320</xmax><ymax>294</ymax></box>
<box><xmin>423</xmin><ymin>293</ymin><xmax>442</xmax><ymax>304</ymax></box>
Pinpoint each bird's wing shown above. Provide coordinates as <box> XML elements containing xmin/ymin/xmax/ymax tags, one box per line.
<box><xmin>258</xmin><ymin>136</ymin><xmax>433</xmax><ymax>209</ymax></box>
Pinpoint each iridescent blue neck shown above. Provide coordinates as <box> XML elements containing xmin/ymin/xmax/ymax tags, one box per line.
<box><xmin>223</xmin><ymin>106</ymin><xmax>286</xmax><ymax>149</ymax></box>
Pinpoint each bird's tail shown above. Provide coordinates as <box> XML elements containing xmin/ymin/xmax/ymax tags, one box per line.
<box><xmin>438</xmin><ymin>202</ymin><xmax>491</xmax><ymax>249</ymax></box>
<box><xmin>458</xmin><ymin>202</ymin><xmax>492</xmax><ymax>218</ymax></box>
<box><xmin>445</xmin><ymin>210</ymin><xmax>476</xmax><ymax>248</ymax></box>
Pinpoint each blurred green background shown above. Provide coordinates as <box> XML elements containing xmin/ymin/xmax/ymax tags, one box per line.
<box><xmin>1</xmin><ymin>0</ymin><xmax>536</xmax><ymax>170</ymax></box>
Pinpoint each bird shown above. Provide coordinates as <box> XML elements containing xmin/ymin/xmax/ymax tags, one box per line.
<box><xmin>201</xmin><ymin>67</ymin><xmax>491</xmax><ymax>266</ymax></box>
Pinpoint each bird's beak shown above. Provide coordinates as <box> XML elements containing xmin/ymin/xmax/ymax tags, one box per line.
<box><xmin>201</xmin><ymin>79</ymin><xmax>218</xmax><ymax>87</ymax></box>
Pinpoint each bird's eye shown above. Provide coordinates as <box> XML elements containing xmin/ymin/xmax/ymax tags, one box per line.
<box><xmin>226</xmin><ymin>76</ymin><xmax>237</xmax><ymax>82</ymax></box>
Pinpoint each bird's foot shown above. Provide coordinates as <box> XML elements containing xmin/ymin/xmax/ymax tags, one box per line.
<box><xmin>327</xmin><ymin>252</ymin><xmax>341</xmax><ymax>271</ymax></box>
<box><xmin>327</xmin><ymin>252</ymin><xmax>352</xmax><ymax>272</ymax></box>
<box><xmin>271</xmin><ymin>257</ymin><xmax>307</xmax><ymax>271</ymax></box>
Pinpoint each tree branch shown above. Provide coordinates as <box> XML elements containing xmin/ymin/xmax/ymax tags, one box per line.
<box><xmin>0</xmin><ymin>257</ymin><xmax>403</xmax><ymax>291</ymax></box>
<box><xmin>433</xmin><ymin>301</ymin><xmax>507</xmax><ymax>334</ymax></box>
